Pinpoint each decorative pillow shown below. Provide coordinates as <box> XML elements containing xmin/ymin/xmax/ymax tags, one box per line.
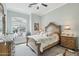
<box><xmin>53</xmin><ymin>33</ymin><xmax>59</xmax><ymax>40</ymax></box>
<box><xmin>40</xmin><ymin>32</ymin><xmax>48</xmax><ymax>36</ymax></box>
<box><xmin>46</xmin><ymin>31</ymin><xmax>52</xmax><ymax>36</ymax></box>
<box><xmin>48</xmin><ymin>32</ymin><xmax>59</xmax><ymax>40</ymax></box>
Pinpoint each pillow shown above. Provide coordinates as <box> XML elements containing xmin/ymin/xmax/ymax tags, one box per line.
<box><xmin>52</xmin><ymin>33</ymin><xmax>59</xmax><ymax>40</ymax></box>
<box><xmin>46</xmin><ymin>32</ymin><xmax>52</xmax><ymax>36</ymax></box>
<box><xmin>46</xmin><ymin>32</ymin><xmax>58</xmax><ymax>36</ymax></box>
<box><xmin>40</xmin><ymin>32</ymin><xmax>48</xmax><ymax>36</ymax></box>
<box><xmin>47</xmin><ymin>32</ymin><xmax>59</xmax><ymax>40</ymax></box>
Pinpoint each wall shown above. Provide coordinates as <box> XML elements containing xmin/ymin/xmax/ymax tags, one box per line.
<box><xmin>7</xmin><ymin>10</ymin><xmax>29</xmax><ymax>33</ymax></box>
<box><xmin>7</xmin><ymin>10</ymin><xmax>41</xmax><ymax>35</ymax></box>
<box><xmin>30</xmin><ymin>13</ymin><xmax>41</xmax><ymax>34</ymax></box>
<box><xmin>41</xmin><ymin>3</ymin><xmax>79</xmax><ymax>34</ymax></box>
<box><xmin>41</xmin><ymin>3</ymin><xmax>79</xmax><ymax>48</ymax></box>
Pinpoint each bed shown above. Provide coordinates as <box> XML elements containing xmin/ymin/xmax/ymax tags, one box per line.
<box><xmin>26</xmin><ymin>22</ymin><xmax>61</xmax><ymax>55</ymax></box>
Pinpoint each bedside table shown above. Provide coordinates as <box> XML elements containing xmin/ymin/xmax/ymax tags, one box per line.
<box><xmin>60</xmin><ymin>36</ymin><xmax>77</xmax><ymax>50</ymax></box>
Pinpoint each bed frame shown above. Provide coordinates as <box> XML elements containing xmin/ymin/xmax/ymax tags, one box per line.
<box><xmin>26</xmin><ymin>22</ymin><xmax>61</xmax><ymax>56</ymax></box>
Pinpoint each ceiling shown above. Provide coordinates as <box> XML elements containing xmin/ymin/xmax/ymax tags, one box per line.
<box><xmin>6</xmin><ymin>3</ymin><xmax>66</xmax><ymax>16</ymax></box>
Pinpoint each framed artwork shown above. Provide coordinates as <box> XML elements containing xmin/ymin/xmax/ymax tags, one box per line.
<box><xmin>34</xmin><ymin>23</ymin><xmax>39</xmax><ymax>31</ymax></box>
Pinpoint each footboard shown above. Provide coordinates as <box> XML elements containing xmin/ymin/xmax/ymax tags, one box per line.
<box><xmin>26</xmin><ymin>36</ymin><xmax>41</xmax><ymax>55</ymax></box>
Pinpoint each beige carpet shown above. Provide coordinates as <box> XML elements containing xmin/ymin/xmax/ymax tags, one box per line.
<box><xmin>14</xmin><ymin>43</ymin><xmax>77</xmax><ymax>56</ymax></box>
<box><xmin>14</xmin><ymin>43</ymin><xmax>65</xmax><ymax>56</ymax></box>
<box><xmin>42</xmin><ymin>45</ymin><xmax>65</xmax><ymax>56</ymax></box>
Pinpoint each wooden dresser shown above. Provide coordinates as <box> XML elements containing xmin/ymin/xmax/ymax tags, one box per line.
<box><xmin>60</xmin><ymin>36</ymin><xmax>77</xmax><ymax>50</ymax></box>
<box><xmin>0</xmin><ymin>41</ymin><xmax>13</xmax><ymax>56</ymax></box>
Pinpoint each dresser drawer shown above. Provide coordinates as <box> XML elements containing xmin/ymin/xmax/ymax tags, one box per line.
<box><xmin>0</xmin><ymin>42</ymin><xmax>12</xmax><ymax>56</ymax></box>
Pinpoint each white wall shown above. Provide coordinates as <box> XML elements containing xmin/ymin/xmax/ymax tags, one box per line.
<box><xmin>41</xmin><ymin>3</ymin><xmax>79</xmax><ymax>34</ymax></box>
<box><xmin>7</xmin><ymin>9</ymin><xmax>41</xmax><ymax>35</ymax></box>
<box><xmin>41</xmin><ymin>3</ymin><xmax>79</xmax><ymax>49</ymax></box>
<box><xmin>7</xmin><ymin>10</ymin><xmax>29</xmax><ymax>33</ymax></box>
<box><xmin>30</xmin><ymin>14</ymin><xmax>41</xmax><ymax>34</ymax></box>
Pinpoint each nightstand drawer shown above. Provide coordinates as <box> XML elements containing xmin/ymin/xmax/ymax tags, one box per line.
<box><xmin>60</xmin><ymin>36</ymin><xmax>76</xmax><ymax>49</ymax></box>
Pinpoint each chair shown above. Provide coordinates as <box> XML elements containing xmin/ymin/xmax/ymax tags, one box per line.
<box><xmin>56</xmin><ymin>48</ymin><xmax>78</xmax><ymax>56</ymax></box>
<box><xmin>63</xmin><ymin>48</ymin><xmax>77</xmax><ymax>56</ymax></box>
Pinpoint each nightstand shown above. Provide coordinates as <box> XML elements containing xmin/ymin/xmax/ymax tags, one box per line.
<box><xmin>60</xmin><ymin>36</ymin><xmax>78</xmax><ymax>50</ymax></box>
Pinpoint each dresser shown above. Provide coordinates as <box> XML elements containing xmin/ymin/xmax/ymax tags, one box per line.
<box><xmin>0</xmin><ymin>41</ymin><xmax>13</xmax><ymax>56</ymax></box>
<box><xmin>60</xmin><ymin>36</ymin><xmax>77</xmax><ymax>50</ymax></box>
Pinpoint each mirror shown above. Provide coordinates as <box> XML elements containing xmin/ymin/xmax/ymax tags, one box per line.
<box><xmin>0</xmin><ymin>16</ymin><xmax>2</xmax><ymax>35</ymax></box>
<box><xmin>0</xmin><ymin>3</ymin><xmax>6</xmax><ymax>35</ymax></box>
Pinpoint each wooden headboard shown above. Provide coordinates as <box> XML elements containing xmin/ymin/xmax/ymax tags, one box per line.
<box><xmin>45</xmin><ymin>22</ymin><xmax>61</xmax><ymax>38</ymax></box>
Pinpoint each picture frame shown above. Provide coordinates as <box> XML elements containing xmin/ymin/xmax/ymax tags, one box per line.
<box><xmin>34</xmin><ymin>23</ymin><xmax>39</xmax><ymax>31</ymax></box>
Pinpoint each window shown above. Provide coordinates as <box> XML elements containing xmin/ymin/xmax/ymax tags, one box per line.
<box><xmin>12</xmin><ymin>17</ymin><xmax>27</xmax><ymax>33</ymax></box>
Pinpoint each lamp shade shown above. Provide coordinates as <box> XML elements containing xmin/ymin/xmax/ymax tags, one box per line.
<box><xmin>64</xmin><ymin>25</ymin><xmax>71</xmax><ymax>30</ymax></box>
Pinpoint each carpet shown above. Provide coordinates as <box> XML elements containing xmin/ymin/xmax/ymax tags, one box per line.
<box><xmin>14</xmin><ymin>43</ymin><xmax>66</xmax><ymax>56</ymax></box>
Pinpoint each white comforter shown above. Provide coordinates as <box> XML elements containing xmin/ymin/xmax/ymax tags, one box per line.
<box><xmin>28</xmin><ymin>34</ymin><xmax>59</xmax><ymax>52</ymax></box>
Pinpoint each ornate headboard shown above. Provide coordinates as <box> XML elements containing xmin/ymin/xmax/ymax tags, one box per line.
<box><xmin>45</xmin><ymin>22</ymin><xmax>61</xmax><ymax>37</ymax></box>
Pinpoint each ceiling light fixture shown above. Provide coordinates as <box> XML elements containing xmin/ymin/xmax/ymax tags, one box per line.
<box><xmin>28</xmin><ymin>3</ymin><xmax>48</xmax><ymax>10</ymax></box>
